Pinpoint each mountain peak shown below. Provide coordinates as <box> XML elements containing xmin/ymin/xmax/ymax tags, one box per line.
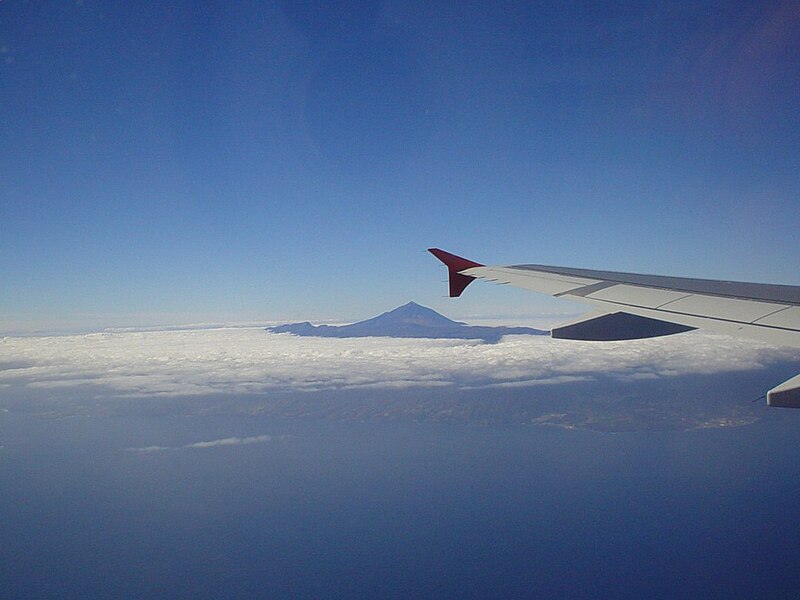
<box><xmin>373</xmin><ymin>302</ymin><xmax>462</xmax><ymax>327</ymax></box>
<box><xmin>392</xmin><ymin>301</ymin><xmax>430</xmax><ymax>312</ymax></box>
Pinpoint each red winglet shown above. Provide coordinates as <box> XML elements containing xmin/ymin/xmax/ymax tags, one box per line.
<box><xmin>428</xmin><ymin>248</ymin><xmax>484</xmax><ymax>297</ymax></box>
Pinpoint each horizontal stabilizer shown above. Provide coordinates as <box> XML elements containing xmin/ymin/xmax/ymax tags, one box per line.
<box><xmin>551</xmin><ymin>311</ymin><xmax>696</xmax><ymax>341</ymax></box>
<box><xmin>428</xmin><ymin>248</ymin><xmax>484</xmax><ymax>297</ymax></box>
<box><xmin>767</xmin><ymin>374</ymin><xmax>800</xmax><ymax>408</ymax></box>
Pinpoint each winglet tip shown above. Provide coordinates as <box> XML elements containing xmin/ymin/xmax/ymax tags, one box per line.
<box><xmin>427</xmin><ymin>248</ymin><xmax>483</xmax><ymax>297</ymax></box>
<box><xmin>427</xmin><ymin>248</ymin><xmax>483</xmax><ymax>270</ymax></box>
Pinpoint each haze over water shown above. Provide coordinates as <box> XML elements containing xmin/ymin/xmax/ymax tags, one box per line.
<box><xmin>3</xmin><ymin>409</ymin><xmax>800</xmax><ymax>599</ymax></box>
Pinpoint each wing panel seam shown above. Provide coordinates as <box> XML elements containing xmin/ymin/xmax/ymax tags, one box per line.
<box><xmin>654</xmin><ymin>293</ymin><xmax>693</xmax><ymax>309</ymax></box>
<box><xmin>752</xmin><ymin>305</ymin><xmax>794</xmax><ymax>324</ymax></box>
<box><xmin>556</xmin><ymin>281</ymin><xmax>617</xmax><ymax>298</ymax></box>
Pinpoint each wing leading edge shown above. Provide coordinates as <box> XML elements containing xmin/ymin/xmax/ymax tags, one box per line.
<box><xmin>428</xmin><ymin>248</ymin><xmax>800</xmax><ymax>408</ymax></box>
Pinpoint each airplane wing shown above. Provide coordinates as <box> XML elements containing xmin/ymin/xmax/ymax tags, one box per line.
<box><xmin>428</xmin><ymin>248</ymin><xmax>800</xmax><ymax>408</ymax></box>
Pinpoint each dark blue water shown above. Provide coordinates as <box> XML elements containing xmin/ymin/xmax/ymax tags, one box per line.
<box><xmin>2</xmin><ymin>412</ymin><xmax>800</xmax><ymax>599</ymax></box>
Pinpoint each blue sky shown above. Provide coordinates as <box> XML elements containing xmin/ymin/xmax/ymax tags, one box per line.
<box><xmin>2</xmin><ymin>1</ymin><xmax>799</xmax><ymax>332</ymax></box>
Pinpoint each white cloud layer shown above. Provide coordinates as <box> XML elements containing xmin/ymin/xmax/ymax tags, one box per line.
<box><xmin>185</xmin><ymin>434</ymin><xmax>272</xmax><ymax>449</ymax></box>
<box><xmin>127</xmin><ymin>434</ymin><xmax>273</xmax><ymax>453</ymax></box>
<box><xmin>1</xmin><ymin>327</ymin><xmax>797</xmax><ymax>398</ymax></box>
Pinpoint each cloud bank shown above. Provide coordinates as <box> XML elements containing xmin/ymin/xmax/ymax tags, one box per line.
<box><xmin>1</xmin><ymin>327</ymin><xmax>797</xmax><ymax>399</ymax></box>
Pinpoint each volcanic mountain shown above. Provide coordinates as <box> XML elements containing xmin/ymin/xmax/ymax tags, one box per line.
<box><xmin>266</xmin><ymin>302</ymin><xmax>545</xmax><ymax>343</ymax></box>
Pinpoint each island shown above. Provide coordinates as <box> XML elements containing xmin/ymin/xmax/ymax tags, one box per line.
<box><xmin>266</xmin><ymin>301</ymin><xmax>546</xmax><ymax>343</ymax></box>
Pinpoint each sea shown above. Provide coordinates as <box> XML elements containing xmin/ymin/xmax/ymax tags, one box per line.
<box><xmin>2</xmin><ymin>408</ymin><xmax>800</xmax><ymax>599</ymax></box>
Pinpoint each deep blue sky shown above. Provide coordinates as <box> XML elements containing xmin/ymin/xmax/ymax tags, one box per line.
<box><xmin>2</xmin><ymin>1</ymin><xmax>799</xmax><ymax>331</ymax></box>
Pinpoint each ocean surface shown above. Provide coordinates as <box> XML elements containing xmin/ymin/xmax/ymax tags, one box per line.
<box><xmin>2</xmin><ymin>410</ymin><xmax>800</xmax><ymax>599</ymax></box>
